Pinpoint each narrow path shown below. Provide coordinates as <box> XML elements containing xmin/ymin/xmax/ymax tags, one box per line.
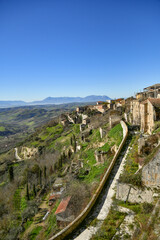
<box><xmin>65</xmin><ymin>139</ymin><xmax>131</xmax><ymax>240</ymax></box>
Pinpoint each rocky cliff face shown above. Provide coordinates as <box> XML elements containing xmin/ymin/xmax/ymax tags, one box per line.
<box><xmin>20</xmin><ymin>147</ymin><xmax>38</xmax><ymax>159</ymax></box>
<box><xmin>142</xmin><ymin>148</ymin><xmax>160</xmax><ymax>187</ymax></box>
<box><xmin>116</xmin><ymin>182</ymin><xmax>153</xmax><ymax>203</ymax></box>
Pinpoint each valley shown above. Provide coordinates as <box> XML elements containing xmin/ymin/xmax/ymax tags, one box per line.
<box><xmin>0</xmin><ymin>102</ymin><xmax>93</xmax><ymax>153</ymax></box>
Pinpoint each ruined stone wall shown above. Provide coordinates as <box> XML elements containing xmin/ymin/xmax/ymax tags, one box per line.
<box><xmin>140</xmin><ymin>103</ymin><xmax>145</xmax><ymax>132</ymax></box>
<box><xmin>147</xmin><ymin>100</ymin><xmax>155</xmax><ymax>134</ymax></box>
<box><xmin>109</xmin><ymin>115</ymin><xmax>121</xmax><ymax>128</ymax></box>
<box><xmin>140</xmin><ymin>100</ymin><xmax>155</xmax><ymax>134</ymax></box>
<box><xmin>132</xmin><ymin>100</ymin><xmax>141</xmax><ymax>125</ymax></box>
<box><xmin>99</xmin><ymin>127</ymin><xmax>106</xmax><ymax>138</ymax></box>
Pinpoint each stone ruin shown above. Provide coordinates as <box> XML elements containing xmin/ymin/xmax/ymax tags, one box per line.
<box><xmin>94</xmin><ymin>150</ymin><xmax>108</xmax><ymax>163</ymax></box>
<box><xmin>99</xmin><ymin>127</ymin><xmax>106</xmax><ymax>139</ymax></box>
<box><xmin>70</xmin><ymin>159</ymin><xmax>84</xmax><ymax>176</ymax></box>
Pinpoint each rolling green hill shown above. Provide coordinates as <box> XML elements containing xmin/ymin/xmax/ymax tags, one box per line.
<box><xmin>0</xmin><ymin>102</ymin><xmax>94</xmax><ymax>153</ymax></box>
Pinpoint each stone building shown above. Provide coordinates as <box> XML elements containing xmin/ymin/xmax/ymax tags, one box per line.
<box><xmin>114</xmin><ymin>98</ymin><xmax>125</xmax><ymax>108</ymax></box>
<box><xmin>135</xmin><ymin>84</ymin><xmax>160</xmax><ymax>101</ymax></box>
<box><xmin>143</xmin><ymin>84</ymin><xmax>160</xmax><ymax>98</ymax></box>
<box><xmin>94</xmin><ymin>104</ymin><xmax>107</xmax><ymax>113</ymax></box>
<box><xmin>124</xmin><ymin>97</ymin><xmax>136</xmax><ymax>122</ymax></box>
<box><xmin>106</xmin><ymin>99</ymin><xmax>114</xmax><ymax>109</ymax></box>
<box><xmin>109</xmin><ymin>110</ymin><xmax>122</xmax><ymax>128</ymax></box>
<box><xmin>131</xmin><ymin>97</ymin><xmax>160</xmax><ymax>134</ymax></box>
<box><xmin>59</xmin><ymin>114</ymin><xmax>70</xmax><ymax>126</ymax></box>
<box><xmin>140</xmin><ymin>98</ymin><xmax>160</xmax><ymax>134</ymax></box>
<box><xmin>95</xmin><ymin>150</ymin><xmax>107</xmax><ymax>163</ymax></box>
<box><xmin>131</xmin><ymin>84</ymin><xmax>160</xmax><ymax>129</ymax></box>
<box><xmin>131</xmin><ymin>100</ymin><xmax>141</xmax><ymax>126</ymax></box>
<box><xmin>76</xmin><ymin>106</ymin><xmax>88</xmax><ymax>113</ymax></box>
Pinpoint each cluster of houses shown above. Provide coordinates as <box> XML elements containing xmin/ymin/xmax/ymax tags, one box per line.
<box><xmin>76</xmin><ymin>99</ymin><xmax>124</xmax><ymax>114</ymax></box>
<box><xmin>59</xmin><ymin>83</ymin><xmax>160</xmax><ymax>137</ymax></box>
<box><xmin>130</xmin><ymin>84</ymin><xmax>160</xmax><ymax>134</ymax></box>
<box><xmin>76</xmin><ymin>83</ymin><xmax>160</xmax><ymax>135</ymax></box>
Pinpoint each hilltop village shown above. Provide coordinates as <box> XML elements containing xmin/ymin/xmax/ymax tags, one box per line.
<box><xmin>81</xmin><ymin>83</ymin><xmax>160</xmax><ymax>135</ymax></box>
<box><xmin>1</xmin><ymin>84</ymin><xmax>160</xmax><ymax>240</ymax></box>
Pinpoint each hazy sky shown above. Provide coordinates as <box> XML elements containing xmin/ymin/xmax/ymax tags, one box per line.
<box><xmin>0</xmin><ymin>0</ymin><xmax>160</xmax><ymax>101</ymax></box>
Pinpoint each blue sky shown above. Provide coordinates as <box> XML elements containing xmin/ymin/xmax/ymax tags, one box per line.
<box><xmin>0</xmin><ymin>0</ymin><xmax>160</xmax><ymax>101</ymax></box>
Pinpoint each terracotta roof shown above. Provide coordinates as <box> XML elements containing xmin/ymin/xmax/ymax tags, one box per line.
<box><xmin>115</xmin><ymin>98</ymin><xmax>124</xmax><ymax>102</ymax></box>
<box><xmin>55</xmin><ymin>196</ymin><xmax>71</xmax><ymax>215</ymax></box>
<box><xmin>148</xmin><ymin>98</ymin><xmax>160</xmax><ymax>107</ymax></box>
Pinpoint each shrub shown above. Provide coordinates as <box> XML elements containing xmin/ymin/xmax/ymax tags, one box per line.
<box><xmin>22</xmin><ymin>201</ymin><xmax>38</xmax><ymax>222</ymax></box>
<box><xmin>28</xmin><ymin>226</ymin><xmax>42</xmax><ymax>240</ymax></box>
<box><xmin>119</xmin><ymin>172</ymin><xmax>142</xmax><ymax>187</ymax></box>
<box><xmin>141</xmin><ymin>202</ymin><xmax>154</xmax><ymax>214</ymax></box>
<box><xmin>64</xmin><ymin>180</ymin><xmax>91</xmax><ymax>216</ymax></box>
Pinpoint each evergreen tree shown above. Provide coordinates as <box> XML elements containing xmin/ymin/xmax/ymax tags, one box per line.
<box><xmin>39</xmin><ymin>169</ymin><xmax>42</xmax><ymax>186</ymax></box>
<box><xmin>49</xmin><ymin>166</ymin><xmax>53</xmax><ymax>175</ymax></box>
<box><xmin>70</xmin><ymin>136</ymin><xmax>73</xmax><ymax>146</ymax></box>
<box><xmin>72</xmin><ymin>134</ymin><xmax>77</xmax><ymax>152</ymax></box>
<box><xmin>58</xmin><ymin>156</ymin><xmax>62</xmax><ymax>169</ymax></box>
<box><xmin>73</xmin><ymin>139</ymin><xmax>77</xmax><ymax>153</ymax></box>
<box><xmin>44</xmin><ymin>166</ymin><xmax>47</xmax><ymax>179</ymax></box>
<box><xmin>26</xmin><ymin>183</ymin><xmax>30</xmax><ymax>200</ymax></box>
<box><xmin>38</xmin><ymin>146</ymin><xmax>44</xmax><ymax>155</ymax></box>
<box><xmin>73</xmin><ymin>134</ymin><xmax>76</xmax><ymax>142</ymax></box>
<box><xmin>68</xmin><ymin>148</ymin><xmax>72</xmax><ymax>159</ymax></box>
<box><xmin>33</xmin><ymin>184</ymin><xmax>36</xmax><ymax>197</ymax></box>
<box><xmin>54</xmin><ymin>162</ymin><xmax>57</xmax><ymax>172</ymax></box>
<box><xmin>9</xmin><ymin>166</ymin><xmax>14</xmax><ymax>182</ymax></box>
<box><xmin>62</xmin><ymin>152</ymin><xmax>66</xmax><ymax>162</ymax></box>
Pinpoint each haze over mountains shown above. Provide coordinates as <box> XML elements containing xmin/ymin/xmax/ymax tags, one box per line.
<box><xmin>0</xmin><ymin>95</ymin><xmax>111</xmax><ymax>108</ymax></box>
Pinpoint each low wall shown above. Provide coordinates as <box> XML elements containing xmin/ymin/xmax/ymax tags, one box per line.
<box><xmin>49</xmin><ymin>121</ymin><xmax>128</xmax><ymax>240</ymax></box>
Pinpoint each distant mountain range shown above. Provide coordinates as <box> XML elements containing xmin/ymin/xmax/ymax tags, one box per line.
<box><xmin>0</xmin><ymin>95</ymin><xmax>111</xmax><ymax>108</ymax></box>
<box><xmin>0</xmin><ymin>101</ymin><xmax>26</xmax><ymax>108</ymax></box>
